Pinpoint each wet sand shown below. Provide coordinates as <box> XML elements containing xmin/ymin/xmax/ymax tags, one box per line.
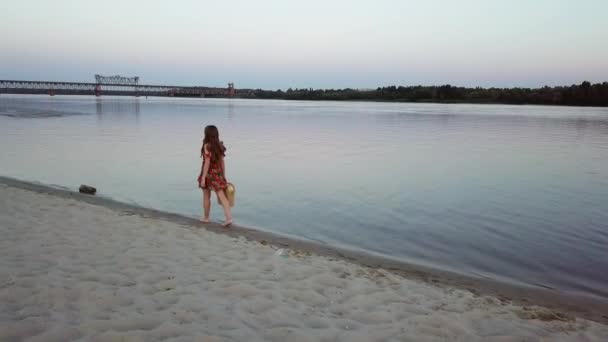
<box><xmin>1</xmin><ymin>177</ymin><xmax>607</xmax><ymax>341</ymax></box>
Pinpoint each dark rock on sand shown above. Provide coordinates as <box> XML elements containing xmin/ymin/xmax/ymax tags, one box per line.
<box><xmin>79</xmin><ymin>185</ymin><xmax>96</xmax><ymax>195</ymax></box>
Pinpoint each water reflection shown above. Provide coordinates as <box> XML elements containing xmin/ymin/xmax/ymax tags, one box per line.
<box><xmin>227</xmin><ymin>100</ymin><xmax>235</xmax><ymax>120</ymax></box>
<box><xmin>95</xmin><ymin>97</ymin><xmax>141</xmax><ymax>116</ymax></box>
<box><xmin>95</xmin><ymin>97</ymin><xmax>140</xmax><ymax>123</ymax></box>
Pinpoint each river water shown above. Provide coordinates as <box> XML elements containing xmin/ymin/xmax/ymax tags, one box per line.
<box><xmin>1</xmin><ymin>94</ymin><xmax>607</xmax><ymax>300</ymax></box>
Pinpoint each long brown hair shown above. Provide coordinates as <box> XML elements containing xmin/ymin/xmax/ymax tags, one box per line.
<box><xmin>201</xmin><ymin>125</ymin><xmax>226</xmax><ymax>162</ymax></box>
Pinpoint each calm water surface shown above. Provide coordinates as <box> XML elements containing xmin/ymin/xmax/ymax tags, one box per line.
<box><xmin>1</xmin><ymin>95</ymin><xmax>607</xmax><ymax>300</ymax></box>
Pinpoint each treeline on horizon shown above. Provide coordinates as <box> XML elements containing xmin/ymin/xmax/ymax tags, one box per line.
<box><xmin>243</xmin><ymin>81</ymin><xmax>608</xmax><ymax>106</ymax></box>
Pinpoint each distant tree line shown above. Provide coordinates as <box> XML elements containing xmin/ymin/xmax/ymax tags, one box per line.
<box><xmin>241</xmin><ymin>81</ymin><xmax>608</xmax><ymax>106</ymax></box>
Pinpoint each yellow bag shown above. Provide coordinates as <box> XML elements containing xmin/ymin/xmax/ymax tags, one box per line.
<box><xmin>217</xmin><ymin>183</ymin><xmax>235</xmax><ymax>207</ymax></box>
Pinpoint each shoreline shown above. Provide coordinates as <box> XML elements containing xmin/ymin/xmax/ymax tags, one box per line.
<box><xmin>2</xmin><ymin>175</ymin><xmax>607</xmax><ymax>326</ymax></box>
<box><xmin>235</xmin><ymin>97</ymin><xmax>608</xmax><ymax>108</ymax></box>
<box><xmin>3</xmin><ymin>93</ymin><xmax>608</xmax><ymax>109</ymax></box>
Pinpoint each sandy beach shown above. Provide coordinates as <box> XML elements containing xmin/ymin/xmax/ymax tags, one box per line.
<box><xmin>1</xmin><ymin>182</ymin><xmax>607</xmax><ymax>341</ymax></box>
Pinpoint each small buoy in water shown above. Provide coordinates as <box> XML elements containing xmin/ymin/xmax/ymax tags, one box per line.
<box><xmin>79</xmin><ymin>185</ymin><xmax>96</xmax><ymax>195</ymax></box>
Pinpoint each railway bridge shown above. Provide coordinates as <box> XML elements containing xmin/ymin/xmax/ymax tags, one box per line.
<box><xmin>0</xmin><ymin>75</ymin><xmax>237</xmax><ymax>97</ymax></box>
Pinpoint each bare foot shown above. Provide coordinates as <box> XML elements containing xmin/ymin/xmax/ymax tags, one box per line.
<box><xmin>200</xmin><ymin>218</ymin><xmax>210</xmax><ymax>224</ymax></box>
<box><xmin>223</xmin><ymin>220</ymin><xmax>233</xmax><ymax>228</ymax></box>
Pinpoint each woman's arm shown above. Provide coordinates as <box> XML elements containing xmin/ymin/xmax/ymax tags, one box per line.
<box><xmin>221</xmin><ymin>157</ymin><xmax>226</xmax><ymax>180</ymax></box>
<box><xmin>202</xmin><ymin>146</ymin><xmax>211</xmax><ymax>181</ymax></box>
<box><xmin>198</xmin><ymin>156</ymin><xmax>205</xmax><ymax>178</ymax></box>
<box><xmin>198</xmin><ymin>144</ymin><xmax>211</xmax><ymax>187</ymax></box>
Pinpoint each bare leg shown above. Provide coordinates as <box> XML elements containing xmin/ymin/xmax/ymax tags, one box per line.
<box><xmin>216</xmin><ymin>189</ymin><xmax>233</xmax><ymax>226</ymax></box>
<box><xmin>201</xmin><ymin>189</ymin><xmax>211</xmax><ymax>223</ymax></box>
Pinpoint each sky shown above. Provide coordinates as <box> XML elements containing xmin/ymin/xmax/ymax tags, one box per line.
<box><xmin>1</xmin><ymin>0</ymin><xmax>607</xmax><ymax>89</ymax></box>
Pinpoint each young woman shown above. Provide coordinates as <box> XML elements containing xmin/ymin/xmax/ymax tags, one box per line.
<box><xmin>197</xmin><ymin>125</ymin><xmax>233</xmax><ymax>227</ymax></box>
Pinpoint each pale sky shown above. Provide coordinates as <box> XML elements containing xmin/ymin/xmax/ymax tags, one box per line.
<box><xmin>1</xmin><ymin>0</ymin><xmax>607</xmax><ymax>89</ymax></box>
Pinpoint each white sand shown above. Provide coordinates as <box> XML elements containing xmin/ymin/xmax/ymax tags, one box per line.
<box><xmin>1</xmin><ymin>184</ymin><xmax>607</xmax><ymax>342</ymax></box>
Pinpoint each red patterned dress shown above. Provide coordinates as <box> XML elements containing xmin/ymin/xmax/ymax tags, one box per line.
<box><xmin>199</xmin><ymin>150</ymin><xmax>227</xmax><ymax>192</ymax></box>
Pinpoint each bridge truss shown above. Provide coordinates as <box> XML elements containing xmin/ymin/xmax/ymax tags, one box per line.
<box><xmin>0</xmin><ymin>77</ymin><xmax>234</xmax><ymax>97</ymax></box>
<box><xmin>95</xmin><ymin>74</ymin><xmax>139</xmax><ymax>85</ymax></box>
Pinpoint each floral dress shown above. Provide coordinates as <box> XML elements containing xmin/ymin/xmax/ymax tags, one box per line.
<box><xmin>200</xmin><ymin>151</ymin><xmax>227</xmax><ymax>192</ymax></box>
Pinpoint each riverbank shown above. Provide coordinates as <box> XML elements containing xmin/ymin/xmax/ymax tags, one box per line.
<box><xmin>1</xmin><ymin>178</ymin><xmax>607</xmax><ymax>341</ymax></box>
<box><xmin>241</xmin><ymin>81</ymin><xmax>608</xmax><ymax>107</ymax></box>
